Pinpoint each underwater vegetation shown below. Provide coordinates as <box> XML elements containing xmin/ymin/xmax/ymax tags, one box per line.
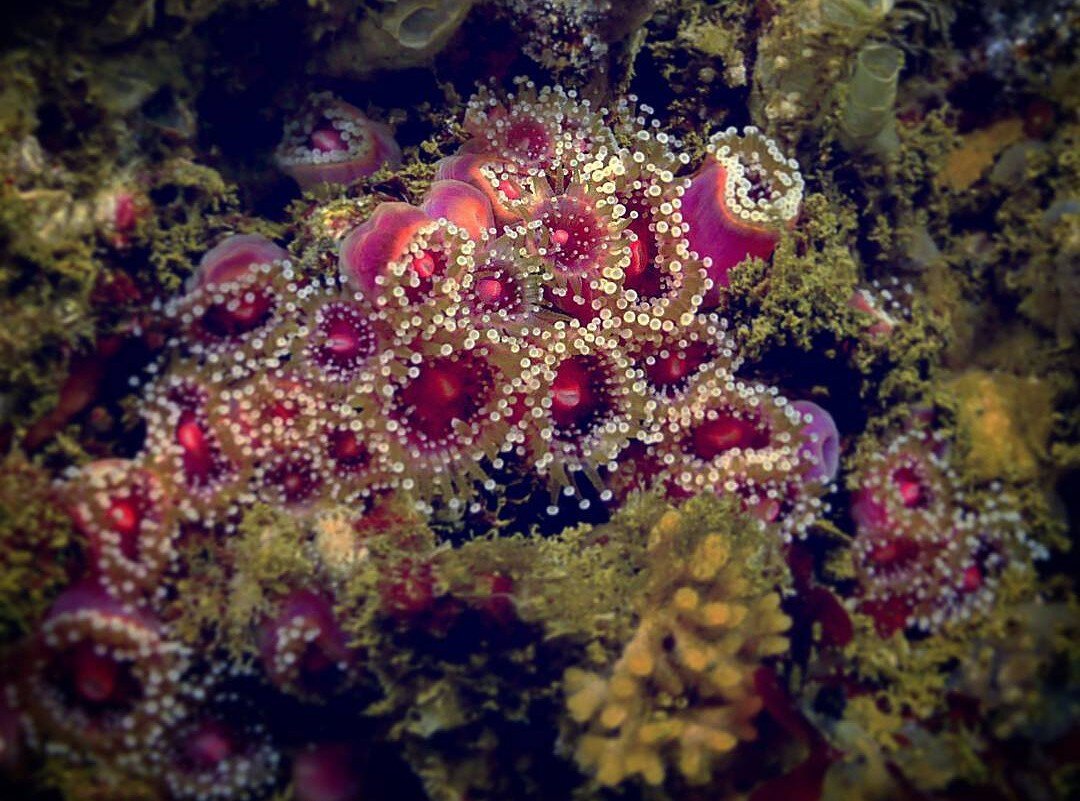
<box><xmin>0</xmin><ymin>1</ymin><xmax>1078</xmax><ymax>800</ymax></box>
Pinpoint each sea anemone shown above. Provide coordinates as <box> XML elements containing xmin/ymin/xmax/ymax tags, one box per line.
<box><xmin>682</xmin><ymin>128</ymin><xmax>804</xmax><ymax>306</ymax></box>
<box><xmin>276</xmin><ymin>93</ymin><xmax>401</xmax><ymax>191</ymax></box>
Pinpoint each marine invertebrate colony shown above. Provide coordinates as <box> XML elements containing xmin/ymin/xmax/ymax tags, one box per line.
<box><xmin>848</xmin><ymin>429</ymin><xmax>1041</xmax><ymax>634</ymax></box>
<box><xmin>2</xmin><ymin>2</ymin><xmax>1076</xmax><ymax>792</ymax></box>
<box><xmin>0</xmin><ymin>79</ymin><xmax>844</xmax><ymax>800</ymax></box>
<box><xmin>127</xmin><ymin>81</ymin><xmax>831</xmax><ymax>534</ymax></box>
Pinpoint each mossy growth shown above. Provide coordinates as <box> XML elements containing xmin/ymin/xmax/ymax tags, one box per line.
<box><xmin>0</xmin><ymin>176</ymin><xmax>101</xmax><ymax>430</ymax></box>
<box><xmin>142</xmin><ymin>159</ymin><xmax>266</xmax><ymax>292</ymax></box>
<box><xmin>0</xmin><ymin>452</ymin><xmax>75</xmax><ymax>644</ymax></box>
<box><xmin>723</xmin><ymin>192</ymin><xmax>862</xmax><ymax>361</ymax></box>
<box><xmin>836</xmin><ymin>540</ymin><xmax>1050</xmax><ymax>726</ymax></box>
<box><xmin>166</xmin><ymin>500</ymin><xmax>320</xmax><ymax>656</ymax></box>
<box><xmin>991</xmin><ymin>122</ymin><xmax>1080</xmax><ymax>350</ymax></box>
<box><xmin>748</xmin><ymin>0</ymin><xmax>952</xmax><ymax>147</ymax></box>
<box><xmin>635</xmin><ymin>0</ymin><xmax>758</xmax><ymax>131</ymax></box>
<box><xmin>33</xmin><ymin>754</ymin><xmax>160</xmax><ymax>801</ymax></box>
<box><xmin>956</xmin><ymin>597</ymin><xmax>1080</xmax><ymax>741</ymax></box>
<box><xmin>822</xmin><ymin>585</ymin><xmax>1080</xmax><ymax>797</ymax></box>
<box><xmin>675</xmin><ymin>1</ymin><xmax>754</xmax><ymax>89</ymax></box>
<box><xmin>320</xmin><ymin>492</ymin><xmax>697</xmax><ymax>801</ymax></box>
<box><xmin>351</xmin><ymin>520</ymin><xmax>582</xmax><ymax>800</ymax></box>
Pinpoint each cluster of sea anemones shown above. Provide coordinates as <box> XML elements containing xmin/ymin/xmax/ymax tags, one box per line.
<box><xmin>1</xmin><ymin>82</ymin><xmax>839</xmax><ymax>796</ymax></box>
<box><xmin>114</xmin><ymin>81</ymin><xmax>836</xmax><ymax>540</ymax></box>
<box><xmin>0</xmin><ymin>74</ymin><xmax>1059</xmax><ymax>801</ymax></box>
<box><xmin>849</xmin><ymin>428</ymin><xmax>1040</xmax><ymax>634</ymax></box>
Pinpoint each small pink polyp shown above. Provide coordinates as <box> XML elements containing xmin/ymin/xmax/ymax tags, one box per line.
<box><xmin>338</xmin><ymin>202</ymin><xmax>432</xmax><ymax>297</ymax></box>
<box><xmin>293</xmin><ymin>742</ymin><xmax>364</xmax><ymax>801</ymax></box>
<box><xmin>192</xmin><ymin>233</ymin><xmax>288</xmax><ymax>290</ymax></box>
<box><xmin>421</xmin><ymin>179</ymin><xmax>495</xmax><ymax>240</ymax></box>
<box><xmin>682</xmin><ymin>127</ymin><xmax>804</xmax><ymax>306</ymax></box>
<box><xmin>791</xmin><ymin>400</ymin><xmax>841</xmax><ymax>483</ymax></box>
<box><xmin>434</xmin><ymin>154</ymin><xmax>549</xmax><ymax>225</ymax></box>
<box><xmin>276</xmin><ymin>93</ymin><xmax>401</xmax><ymax>191</ymax></box>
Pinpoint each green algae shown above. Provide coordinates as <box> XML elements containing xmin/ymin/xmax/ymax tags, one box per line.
<box><xmin>349</xmin><ymin>490</ymin><xmax>788</xmax><ymax>801</ymax></box>
<box><xmin>675</xmin><ymin>3</ymin><xmax>753</xmax><ymax>90</ymax></box>
<box><xmin>724</xmin><ymin>192</ymin><xmax>862</xmax><ymax>359</ymax></box>
<box><xmin>827</xmin><ymin>590</ymin><xmax>1080</xmax><ymax>797</ymax></box>
<box><xmin>35</xmin><ymin>755</ymin><xmax>160</xmax><ymax>801</ymax></box>
<box><xmin>142</xmin><ymin>159</ymin><xmax>261</xmax><ymax>291</ymax></box>
<box><xmin>0</xmin><ymin>182</ymin><xmax>101</xmax><ymax>431</ymax></box>
<box><xmin>0</xmin><ymin>453</ymin><xmax>75</xmax><ymax>643</ymax></box>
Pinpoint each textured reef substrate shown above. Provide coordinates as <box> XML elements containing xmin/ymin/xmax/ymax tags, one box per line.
<box><xmin>0</xmin><ymin>2</ymin><xmax>1078</xmax><ymax>801</ymax></box>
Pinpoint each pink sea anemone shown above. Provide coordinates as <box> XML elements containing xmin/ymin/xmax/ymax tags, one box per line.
<box><xmin>682</xmin><ymin>127</ymin><xmax>804</xmax><ymax>306</ymax></box>
<box><xmin>16</xmin><ymin>582</ymin><xmax>182</xmax><ymax>756</ymax></box>
<box><xmin>259</xmin><ymin>590</ymin><xmax>356</xmax><ymax>697</ymax></box>
<box><xmin>790</xmin><ymin>400</ymin><xmax>840</xmax><ymax>484</ymax></box>
<box><xmin>276</xmin><ymin>93</ymin><xmax>401</xmax><ymax>191</ymax></box>
<box><xmin>293</xmin><ymin>742</ymin><xmax>364</xmax><ymax>801</ymax></box>
<box><xmin>420</xmin><ymin>179</ymin><xmax>495</xmax><ymax>241</ymax></box>
<box><xmin>190</xmin><ymin>234</ymin><xmax>289</xmax><ymax>291</ymax></box>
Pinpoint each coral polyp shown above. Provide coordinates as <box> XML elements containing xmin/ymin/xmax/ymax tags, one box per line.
<box><xmin>276</xmin><ymin>93</ymin><xmax>402</xmax><ymax>191</ymax></box>
<box><xmin>519</xmin><ymin>325</ymin><xmax>648</xmax><ymax>497</ymax></box>
<box><xmin>60</xmin><ymin>459</ymin><xmax>177</xmax><ymax>603</ymax></box>
<box><xmin>258</xmin><ymin>590</ymin><xmax>356</xmax><ymax>697</ymax></box>
<box><xmin>648</xmin><ymin>370</ymin><xmax>830</xmax><ymax>537</ymax></box>
<box><xmin>192</xmin><ymin>234</ymin><xmax>290</xmax><ymax>291</ymax></box>
<box><xmin>154</xmin><ymin>679</ymin><xmax>283</xmax><ymax>801</ymax></box>
<box><xmin>15</xmin><ymin>584</ymin><xmax>183</xmax><ymax>761</ymax></box>
<box><xmin>296</xmin><ymin>297</ymin><xmax>384</xmax><ymax>388</ymax></box>
<box><xmin>376</xmin><ymin>335</ymin><xmax>523</xmax><ymax>499</ymax></box>
<box><xmin>682</xmin><ymin>128</ymin><xmax>804</xmax><ymax>304</ymax></box>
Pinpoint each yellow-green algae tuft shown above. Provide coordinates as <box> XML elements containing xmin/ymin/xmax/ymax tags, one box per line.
<box><xmin>0</xmin><ymin>452</ymin><xmax>76</xmax><ymax>642</ymax></box>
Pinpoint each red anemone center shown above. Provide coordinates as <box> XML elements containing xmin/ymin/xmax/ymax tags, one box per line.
<box><xmin>469</xmin><ymin>265</ymin><xmax>524</xmax><ymax>318</ymax></box>
<box><xmin>538</xmin><ymin>197</ymin><xmax>604</xmax><ymax>274</ymax></box>
<box><xmin>549</xmin><ymin>356</ymin><xmax>612</xmax><ymax>433</ymax></box>
<box><xmin>71</xmin><ymin>643</ymin><xmax>120</xmax><ymax>704</ymax></box>
<box><xmin>691</xmin><ymin>413</ymin><xmax>769</xmax><ymax>460</ymax></box>
<box><xmin>961</xmin><ymin>564</ymin><xmax>983</xmax><ymax>593</ymax></box>
<box><xmin>403</xmin><ymin>248</ymin><xmax>448</xmax><ymax>302</ymax></box>
<box><xmin>106</xmin><ymin>499</ymin><xmax>139</xmax><ymax>537</ymax></box>
<box><xmin>892</xmin><ymin>466</ymin><xmax>929</xmax><ymax>508</ymax></box>
<box><xmin>264</xmin><ymin>456</ymin><xmax>322</xmax><ymax>505</ymax></box>
<box><xmin>326</xmin><ymin>428</ymin><xmax>370</xmax><ymax>474</ymax></box>
<box><xmin>505</xmin><ymin>119</ymin><xmax>550</xmax><ymax>162</ymax></box>
<box><xmin>201</xmin><ymin>290</ymin><xmax>274</xmax><ymax>338</ymax></box>
<box><xmin>183</xmin><ymin>720</ymin><xmax>236</xmax><ymax>770</ymax></box>
<box><xmin>497</xmin><ymin>179</ymin><xmax>521</xmax><ymax>200</ymax></box>
<box><xmin>176</xmin><ymin>414</ymin><xmax>218</xmax><ymax>486</ymax></box>
<box><xmin>868</xmin><ymin>537</ymin><xmax>922</xmax><ymax>569</ymax></box>
<box><xmin>623</xmin><ymin>214</ymin><xmax>664</xmax><ymax>298</ymax></box>
<box><xmin>310</xmin><ymin>127</ymin><xmax>348</xmax><ymax>154</ymax></box>
<box><xmin>312</xmin><ymin>303</ymin><xmax>378</xmax><ymax>372</ymax></box>
<box><xmin>395</xmin><ymin>355</ymin><xmax>493</xmax><ymax>443</ymax></box>
<box><xmin>643</xmin><ymin>340</ymin><xmax>712</xmax><ymax>391</ymax></box>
